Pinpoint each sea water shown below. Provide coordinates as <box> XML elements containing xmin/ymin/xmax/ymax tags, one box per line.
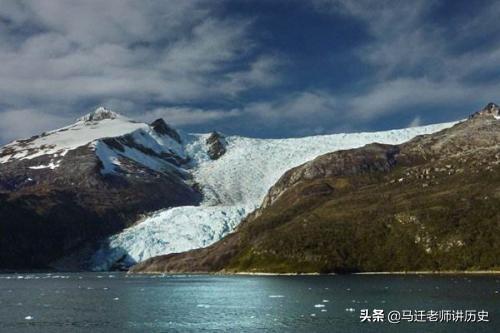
<box><xmin>0</xmin><ymin>273</ymin><xmax>498</xmax><ymax>332</ymax></box>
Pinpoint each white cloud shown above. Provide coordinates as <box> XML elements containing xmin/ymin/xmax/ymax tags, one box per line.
<box><xmin>137</xmin><ymin>91</ymin><xmax>339</xmax><ymax>135</ymax></box>
<box><xmin>143</xmin><ymin>107</ymin><xmax>242</xmax><ymax>126</ymax></box>
<box><xmin>348</xmin><ymin>78</ymin><xmax>466</xmax><ymax>119</ymax></box>
<box><xmin>312</xmin><ymin>0</ymin><xmax>500</xmax><ymax>120</ymax></box>
<box><xmin>1</xmin><ymin>1</ymin><xmax>499</xmax><ymax>143</ymax></box>
<box><xmin>159</xmin><ymin>18</ymin><xmax>253</xmax><ymax>75</ymax></box>
<box><xmin>0</xmin><ymin>0</ymin><xmax>283</xmax><ymax>129</ymax></box>
<box><xmin>0</xmin><ymin>109</ymin><xmax>71</xmax><ymax>143</ymax></box>
<box><xmin>246</xmin><ymin>91</ymin><xmax>337</xmax><ymax>120</ymax></box>
<box><xmin>221</xmin><ymin>55</ymin><xmax>284</xmax><ymax>95</ymax></box>
<box><xmin>8</xmin><ymin>1</ymin><xmax>208</xmax><ymax>47</ymax></box>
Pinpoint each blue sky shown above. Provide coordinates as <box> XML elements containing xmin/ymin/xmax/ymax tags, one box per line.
<box><xmin>0</xmin><ymin>0</ymin><xmax>499</xmax><ymax>143</ymax></box>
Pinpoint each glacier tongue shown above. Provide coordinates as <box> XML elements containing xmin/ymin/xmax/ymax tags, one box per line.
<box><xmin>90</xmin><ymin>205</ymin><xmax>248</xmax><ymax>270</ymax></box>
<box><xmin>90</xmin><ymin>121</ymin><xmax>458</xmax><ymax>270</ymax></box>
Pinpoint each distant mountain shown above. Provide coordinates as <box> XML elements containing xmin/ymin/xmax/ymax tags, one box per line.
<box><xmin>0</xmin><ymin>105</ymin><xmax>457</xmax><ymax>271</ymax></box>
<box><xmin>131</xmin><ymin>103</ymin><xmax>500</xmax><ymax>274</ymax></box>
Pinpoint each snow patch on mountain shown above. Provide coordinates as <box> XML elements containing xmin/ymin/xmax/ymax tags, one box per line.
<box><xmin>28</xmin><ymin>161</ymin><xmax>61</xmax><ymax>170</ymax></box>
<box><xmin>77</xmin><ymin>107</ymin><xmax>119</xmax><ymax>122</ymax></box>
<box><xmin>0</xmin><ymin>107</ymin><xmax>188</xmax><ymax>181</ymax></box>
<box><xmin>93</xmin><ymin>126</ymin><xmax>187</xmax><ymax>176</ymax></box>
<box><xmin>0</xmin><ymin>109</ymin><xmax>146</xmax><ymax>164</ymax></box>
<box><xmin>90</xmin><ymin>121</ymin><xmax>458</xmax><ymax>270</ymax></box>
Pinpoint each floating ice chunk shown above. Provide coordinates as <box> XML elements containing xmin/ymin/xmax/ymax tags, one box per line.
<box><xmin>314</xmin><ymin>304</ymin><xmax>325</xmax><ymax>308</ymax></box>
<box><xmin>196</xmin><ymin>304</ymin><xmax>210</xmax><ymax>308</ymax></box>
<box><xmin>322</xmin><ymin>299</ymin><xmax>329</xmax><ymax>303</ymax></box>
<box><xmin>321</xmin><ymin>309</ymin><xmax>327</xmax><ymax>312</ymax></box>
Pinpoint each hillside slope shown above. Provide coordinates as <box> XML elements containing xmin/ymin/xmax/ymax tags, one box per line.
<box><xmin>131</xmin><ymin>103</ymin><xmax>500</xmax><ymax>274</ymax></box>
<box><xmin>0</xmin><ymin>108</ymin><xmax>200</xmax><ymax>269</ymax></box>
<box><xmin>92</xmin><ymin>121</ymin><xmax>454</xmax><ymax>270</ymax></box>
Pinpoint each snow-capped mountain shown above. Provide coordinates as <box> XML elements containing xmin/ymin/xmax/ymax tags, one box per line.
<box><xmin>0</xmin><ymin>107</ymin><xmax>187</xmax><ymax>173</ymax></box>
<box><xmin>0</xmin><ymin>106</ymin><xmax>457</xmax><ymax>270</ymax></box>
<box><xmin>88</xmin><ymin>115</ymin><xmax>457</xmax><ymax>270</ymax></box>
<box><xmin>0</xmin><ymin>107</ymin><xmax>200</xmax><ymax>270</ymax></box>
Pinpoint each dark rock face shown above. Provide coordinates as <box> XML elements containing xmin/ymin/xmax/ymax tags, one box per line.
<box><xmin>0</xmin><ymin>139</ymin><xmax>201</xmax><ymax>270</ymax></box>
<box><xmin>206</xmin><ymin>132</ymin><xmax>227</xmax><ymax>160</ymax></box>
<box><xmin>150</xmin><ymin>119</ymin><xmax>182</xmax><ymax>143</ymax></box>
<box><xmin>101</xmin><ymin>134</ymin><xmax>189</xmax><ymax>168</ymax></box>
<box><xmin>131</xmin><ymin>106</ymin><xmax>500</xmax><ymax>274</ymax></box>
<box><xmin>469</xmin><ymin>102</ymin><xmax>500</xmax><ymax>119</ymax></box>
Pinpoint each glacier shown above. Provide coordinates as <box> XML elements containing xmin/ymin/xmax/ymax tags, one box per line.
<box><xmin>90</xmin><ymin>121</ymin><xmax>458</xmax><ymax>270</ymax></box>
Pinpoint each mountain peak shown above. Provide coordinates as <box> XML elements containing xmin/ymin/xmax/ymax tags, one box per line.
<box><xmin>483</xmin><ymin>102</ymin><xmax>499</xmax><ymax>113</ymax></box>
<box><xmin>470</xmin><ymin>102</ymin><xmax>500</xmax><ymax>119</ymax></box>
<box><xmin>77</xmin><ymin>107</ymin><xmax>121</xmax><ymax>122</ymax></box>
<box><xmin>150</xmin><ymin>118</ymin><xmax>181</xmax><ymax>143</ymax></box>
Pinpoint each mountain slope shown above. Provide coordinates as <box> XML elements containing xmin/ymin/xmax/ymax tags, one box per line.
<box><xmin>130</xmin><ymin>103</ymin><xmax>500</xmax><ymax>274</ymax></box>
<box><xmin>0</xmin><ymin>107</ymin><xmax>200</xmax><ymax>269</ymax></box>
<box><xmin>91</xmin><ymin>121</ymin><xmax>455</xmax><ymax>270</ymax></box>
<box><xmin>0</xmin><ymin>105</ymin><xmax>458</xmax><ymax>271</ymax></box>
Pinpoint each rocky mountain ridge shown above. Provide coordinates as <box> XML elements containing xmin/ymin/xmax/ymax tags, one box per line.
<box><xmin>0</xmin><ymin>108</ymin><xmax>201</xmax><ymax>269</ymax></box>
<box><xmin>131</xmin><ymin>103</ymin><xmax>500</xmax><ymax>274</ymax></box>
